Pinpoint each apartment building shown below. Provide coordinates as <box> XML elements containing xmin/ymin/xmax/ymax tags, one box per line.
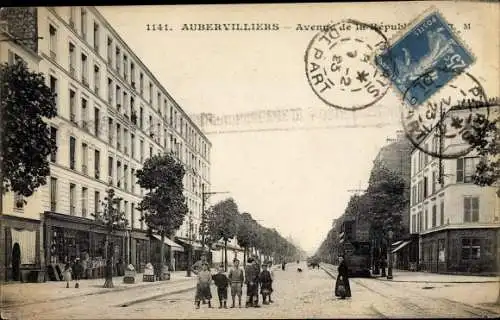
<box><xmin>409</xmin><ymin>109</ymin><xmax>499</xmax><ymax>274</ymax></box>
<box><xmin>0</xmin><ymin>6</ymin><xmax>211</xmax><ymax>281</ymax></box>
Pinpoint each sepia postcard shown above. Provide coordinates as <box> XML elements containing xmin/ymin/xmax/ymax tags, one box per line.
<box><xmin>0</xmin><ymin>1</ymin><xmax>499</xmax><ymax>319</ymax></box>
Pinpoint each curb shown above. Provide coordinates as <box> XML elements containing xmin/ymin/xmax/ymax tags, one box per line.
<box><xmin>3</xmin><ymin>277</ymin><xmax>194</xmax><ymax>308</ymax></box>
<box><xmin>373</xmin><ymin>277</ymin><xmax>500</xmax><ymax>284</ymax></box>
<box><xmin>118</xmin><ymin>284</ymin><xmax>197</xmax><ymax>307</ymax></box>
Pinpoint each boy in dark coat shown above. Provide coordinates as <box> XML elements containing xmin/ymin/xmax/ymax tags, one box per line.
<box><xmin>212</xmin><ymin>266</ymin><xmax>229</xmax><ymax>308</ymax></box>
<box><xmin>244</xmin><ymin>257</ymin><xmax>259</xmax><ymax>308</ymax></box>
<box><xmin>259</xmin><ymin>263</ymin><xmax>273</xmax><ymax>305</ymax></box>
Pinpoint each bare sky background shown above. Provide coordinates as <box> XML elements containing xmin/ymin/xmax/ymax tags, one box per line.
<box><xmin>98</xmin><ymin>2</ymin><xmax>498</xmax><ymax>254</ymax></box>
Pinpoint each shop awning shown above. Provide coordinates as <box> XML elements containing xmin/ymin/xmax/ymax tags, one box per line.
<box><xmin>152</xmin><ymin>234</ymin><xmax>184</xmax><ymax>252</ymax></box>
<box><xmin>177</xmin><ymin>238</ymin><xmax>204</xmax><ymax>250</ymax></box>
<box><xmin>392</xmin><ymin>241</ymin><xmax>411</xmax><ymax>254</ymax></box>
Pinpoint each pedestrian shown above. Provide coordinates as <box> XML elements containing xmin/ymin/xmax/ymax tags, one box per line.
<box><xmin>252</xmin><ymin>256</ymin><xmax>261</xmax><ymax>307</ymax></box>
<box><xmin>267</xmin><ymin>261</ymin><xmax>274</xmax><ymax>303</ymax></box>
<box><xmin>244</xmin><ymin>257</ymin><xmax>259</xmax><ymax>308</ymax></box>
<box><xmin>259</xmin><ymin>263</ymin><xmax>273</xmax><ymax>305</ymax></box>
<box><xmin>334</xmin><ymin>255</ymin><xmax>352</xmax><ymax>299</ymax></box>
<box><xmin>228</xmin><ymin>258</ymin><xmax>244</xmax><ymax>308</ymax></box>
<box><xmin>73</xmin><ymin>257</ymin><xmax>84</xmax><ymax>288</ymax></box>
<box><xmin>195</xmin><ymin>263</ymin><xmax>213</xmax><ymax>309</ymax></box>
<box><xmin>192</xmin><ymin>254</ymin><xmax>208</xmax><ymax>304</ymax></box>
<box><xmin>212</xmin><ymin>266</ymin><xmax>229</xmax><ymax>309</ymax></box>
<box><xmin>62</xmin><ymin>262</ymin><xmax>72</xmax><ymax>288</ymax></box>
<box><xmin>281</xmin><ymin>261</ymin><xmax>286</xmax><ymax>271</ymax></box>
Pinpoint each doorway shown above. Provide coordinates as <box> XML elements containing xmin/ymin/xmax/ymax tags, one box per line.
<box><xmin>12</xmin><ymin>243</ymin><xmax>21</xmax><ymax>281</ymax></box>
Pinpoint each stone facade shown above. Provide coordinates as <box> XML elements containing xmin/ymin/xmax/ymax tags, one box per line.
<box><xmin>0</xmin><ymin>7</ymin><xmax>38</xmax><ymax>52</ymax></box>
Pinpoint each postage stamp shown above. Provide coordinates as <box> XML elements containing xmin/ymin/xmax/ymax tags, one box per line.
<box><xmin>400</xmin><ymin>68</ymin><xmax>497</xmax><ymax>159</ymax></box>
<box><xmin>375</xmin><ymin>9</ymin><xmax>476</xmax><ymax>107</ymax></box>
<box><xmin>304</xmin><ymin>19</ymin><xmax>391</xmax><ymax>111</ymax></box>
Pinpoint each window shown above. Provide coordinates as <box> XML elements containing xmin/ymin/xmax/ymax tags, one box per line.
<box><xmin>94</xmin><ymin>65</ymin><xmax>100</xmax><ymax>94</ymax></box>
<box><xmin>424</xmin><ymin>208</ymin><xmax>428</xmax><ymax>231</ymax></box>
<box><xmin>131</xmin><ymin>63</ymin><xmax>136</xmax><ymax>87</ymax></box>
<box><xmin>123</xmin><ymin>55</ymin><xmax>128</xmax><ymax>80</ymax></box>
<box><xmin>157</xmin><ymin>93</ymin><xmax>161</xmax><ymax>111</ymax></box>
<box><xmin>117</xmin><ymin>161</ymin><xmax>122</xmax><ymax>187</ymax></box>
<box><xmin>124</xmin><ymin>165</ymin><xmax>128</xmax><ymax>190</ymax></box>
<box><xmin>123</xmin><ymin>92</ymin><xmax>128</xmax><ymax>115</ymax></box>
<box><xmin>457</xmin><ymin>157</ymin><xmax>480</xmax><ymax>183</ymax></box>
<box><xmin>140</xmin><ymin>140</ymin><xmax>144</xmax><ymax>162</ymax></box>
<box><xmin>464</xmin><ymin>196</ymin><xmax>479</xmax><ymax>222</ymax></box>
<box><xmin>149</xmin><ymin>145</ymin><xmax>153</xmax><ymax>159</ymax></box>
<box><xmin>116</xmin><ymin>123</ymin><xmax>121</xmax><ymax>151</ymax></box>
<box><xmin>69</xmin><ymin>90</ymin><xmax>76</xmax><ymax>122</ymax></box>
<box><xmin>418</xmin><ymin>211</ymin><xmax>423</xmax><ymax>232</ymax></box>
<box><xmin>423</xmin><ymin>176</ymin><xmax>428</xmax><ymax>198</ymax></box>
<box><xmin>94</xmin><ymin>107</ymin><xmax>100</xmax><ymax>136</ymax></box>
<box><xmin>93</xmin><ymin>22</ymin><xmax>99</xmax><ymax>51</ymax></box>
<box><xmin>69</xmin><ymin>42</ymin><xmax>76</xmax><ymax>75</ymax></box>
<box><xmin>140</xmin><ymin>73</ymin><xmax>144</xmax><ymax>95</ymax></box>
<box><xmin>461</xmin><ymin>238</ymin><xmax>480</xmax><ymax>260</ymax></box>
<box><xmin>116</xmin><ymin>85</ymin><xmax>121</xmax><ymax>109</ymax></box>
<box><xmin>131</xmin><ymin>133</ymin><xmax>135</xmax><ymax>159</ymax></box>
<box><xmin>432</xmin><ymin>204</ymin><xmax>437</xmax><ymax>228</ymax></box>
<box><xmin>80</xmin><ymin>8</ymin><xmax>87</xmax><ymax>39</ymax></box>
<box><xmin>131</xmin><ymin>203</ymin><xmax>135</xmax><ymax>229</ymax></box>
<box><xmin>440</xmin><ymin>200</ymin><xmax>444</xmax><ymax>225</ymax></box>
<box><xmin>139</xmin><ymin>107</ymin><xmax>144</xmax><ymax>129</ymax></box>
<box><xmin>81</xmin><ymin>98</ymin><xmax>88</xmax><ymax>130</ymax></box>
<box><xmin>69</xmin><ymin>137</ymin><xmax>76</xmax><ymax>169</ymax></box>
<box><xmin>107</xmin><ymin>78</ymin><xmax>113</xmax><ymax>104</ymax></box>
<box><xmin>131</xmin><ymin>168</ymin><xmax>135</xmax><ymax>193</ymax></box>
<box><xmin>94</xmin><ymin>191</ymin><xmax>100</xmax><ymax>217</ymax></box>
<box><xmin>124</xmin><ymin>129</ymin><xmax>129</xmax><ymax>154</ymax></box>
<box><xmin>115</xmin><ymin>47</ymin><xmax>121</xmax><ymax>72</ymax></box>
<box><xmin>108</xmin><ymin>117</ymin><xmax>113</xmax><ymax>143</ymax></box>
<box><xmin>50</xmin><ymin>76</ymin><xmax>58</xmax><ymax>109</ymax></box>
<box><xmin>149</xmin><ymin>82</ymin><xmax>153</xmax><ymax>102</ymax></box>
<box><xmin>50</xmin><ymin>127</ymin><xmax>57</xmax><ymax>162</ymax></box>
<box><xmin>82</xmin><ymin>187</ymin><xmax>88</xmax><ymax>217</ymax></box>
<box><xmin>50</xmin><ymin>177</ymin><xmax>57</xmax><ymax>211</ymax></box>
<box><xmin>94</xmin><ymin>149</ymin><xmax>100</xmax><ymax>179</ymax></box>
<box><xmin>49</xmin><ymin>25</ymin><xmax>57</xmax><ymax>59</ymax></box>
<box><xmin>69</xmin><ymin>183</ymin><xmax>76</xmax><ymax>215</ymax></box>
<box><xmin>69</xmin><ymin>7</ymin><xmax>77</xmax><ymax>27</ymax></box>
<box><xmin>81</xmin><ymin>143</ymin><xmax>88</xmax><ymax>175</ymax></box>
<box><xmin>108</xmin><ymin>156</ymin><xmax>114</xmax><ymax>184</ymax></box>
<box><xmin>81</xmin><ymin>53</ymin><xmax>88</xmax><ymax>85</ymax></box>
<box><xmin>431</xmin><ymin>171</ymin><xmax>437</xmax><ymax>194</ymax></box>
<box><xmin>107</xmin><ymin>37</ymin><xmax>113</xmax><ymax>63</ymax></box>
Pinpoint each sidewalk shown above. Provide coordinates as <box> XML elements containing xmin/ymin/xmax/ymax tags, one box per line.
<box><xmin>322</xmin><ymin>263</ymin><xmax>499</xmax><ymax>283</ymax></box>
<box><xmin>1</xmin><ymin>270</ymin><xmax>194</xmax><ymax>307</ymax></box>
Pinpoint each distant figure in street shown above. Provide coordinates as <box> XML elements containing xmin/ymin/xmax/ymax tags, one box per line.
<box><xmin>267</xmin><ymin>261</ymin><xmax>274</xmax><ymax>303</ymax></box>
<box><xmin>259</xmin><ymin>263</ymin><xmax>273</xmax><ymax>305</ymax></box>
<box><xmin>195</xmin><ymin>263</ymin><xmax>213</xmax><ymax>309</ymax></box>
<box><xmin>244</xmin><ymin>257</ymin><xmax>260</xmax><ymax>308</ymax></box>
<box><xmin>228</xmin><ymin>258</ymin><xmax>244</xmax><ymax>308</ymax></box>
<box><xmin>73</xmin><ymin>258</ymin><xmax>84</xmax><ymax>288</ymax></box>
<box><xmin>63</xmin><ymin>262</ymin><xmax>72</xmax><ymax>288</ymax></box>
<box><xmin>334</xmin><ymin>255</ymin><xmax>352</xmax><ymax>299</ymax></box>
<box><xmin>212</xmin><ymin>266</ymin><xmax>229</xmax><ymax>308</ymax></box>
<box><xmin>281</xmin><ymin>261</ymin><xmax>286</xmax><ymax>271</ymax></box>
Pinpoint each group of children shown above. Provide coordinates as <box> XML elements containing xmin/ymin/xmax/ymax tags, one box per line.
<box><xmin>194</xmin><ymin>257</ymin><xmax>274</xmax><ymax>309</ymax></box>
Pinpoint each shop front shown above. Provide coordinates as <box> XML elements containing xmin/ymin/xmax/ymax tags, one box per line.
<box><xmin>43</xmin><ymin>211</ymin><xmax>128</xmax><ymax>280</ymax></box>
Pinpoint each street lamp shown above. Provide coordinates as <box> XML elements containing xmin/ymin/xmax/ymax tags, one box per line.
<box><xmin>387</xmin><ymin>229</ymin><xmax>394</xmax><ymax>280</ymax></box>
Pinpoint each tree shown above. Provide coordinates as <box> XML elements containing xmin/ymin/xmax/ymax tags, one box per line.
<box><xmin>136</xmin><ymin>153</ymin><xmax>188</xmax><ymax>272</ymax></box>
<box><xmin>0</xmin><ymin>61</ymin><xmax>57</xmax><ymax>198</ymax></box>
<box><xmin>207</xmin><ymin>198</ymin><xmax>239</xmax><ymax>271</ymax></box>
<box><xmin>93</xmin><ymin>187</ymin><xmax>128</xmax><ymax>288</ymax></box>
<box><xmin>235</xmin><ymin>212</ymin><xmax>257</xmax><ymax>266</ymax></box>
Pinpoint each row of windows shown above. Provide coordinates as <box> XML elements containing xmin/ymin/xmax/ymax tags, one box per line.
<box><xmin>411</xmin><ymin>157</ymin><xmax>479</xmax><ymax>206</ymax></box>
<box><xmin>412</xmin><ymin>137</ymin><xmax>440</xmax><ymax>175</ymax></box>
<box><xmin>48</xmin><ymin>7</ymin><xmax>210</xmax><ymax>161</ymax></box>
<box><xmin>411</xmin><ymin>196</ymin><xmax>480</xmax><ymax>234</ymax></box>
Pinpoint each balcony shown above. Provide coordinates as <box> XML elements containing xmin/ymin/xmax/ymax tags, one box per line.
<box><xmin>82</xmin><ymin>164</ymin><xmax>88</xmax><ymax>175</ymax></box>
<box><xmin>50</xmin><ymin>50</ymin><xmax>56</xmax><ymax>60</ymax></box>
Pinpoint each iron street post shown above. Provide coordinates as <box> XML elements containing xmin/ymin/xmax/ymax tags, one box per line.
<box><xmin>387</xmin><ymin>229</ymin><xmax>394</xmax><ymax>280</ymax></box>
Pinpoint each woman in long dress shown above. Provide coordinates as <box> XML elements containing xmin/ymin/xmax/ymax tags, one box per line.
<box><xmin>334</xmin><ymin>256</ymin><xmax>352</xmax><ymax>299</ymax></box>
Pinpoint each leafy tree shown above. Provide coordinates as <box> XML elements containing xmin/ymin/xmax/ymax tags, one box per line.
<box><xmin>93</xmin><ymin>187</ymin><xmax>128</xmax><ymax>288</ymax></box>
<box><xmin>207</xmin><ymin>198</ymin><xmax>239</xmax><ymax>271</ymax></box>
<box><xmin>235</xmin><ymin>212</ymin><xmax>257</xmax><ymax>265</ymax></box>
<box><xmin>0</xmin><ymin>61</ymin><xmax>57</xmax><ymax>199</ymax></box>
<box><xmin>136</xmin><ymin>153</ymin><xmax>188</xmax><ymax>270</ymax></box>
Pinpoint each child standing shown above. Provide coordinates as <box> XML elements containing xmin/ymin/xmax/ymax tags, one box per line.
<box><xmin>267</xmin><ymin>261</ymin><xmax>274</xmax><ymax>303</ymax></box>
<box><xmin>62</xmin><ymin>262</ymin><xmax>72</xmax><ymax>288</ymax></box>
<box><xmin>259</xmin><ymin>263</ymin><xmax>273</xmax><ymax>305</ymax></box>
<box><xmin>212</xmin><ymin>266</ymin><xmax>229</xmax><ymax>309</ymax></box>
<box><xmin>228</xmin><ymin>258</ymin><xmax>244</xmax><ymax>308</ymax></box>
<box><xmin>195</xmin><ymin>263</ymin><xmax>213</xmax><ymax>309</ymax></box>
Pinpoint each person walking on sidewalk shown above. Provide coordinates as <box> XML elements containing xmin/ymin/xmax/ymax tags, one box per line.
<box><xmin>63</xmin><ymin>262</ymin><xmax>72</xmax><ymax>288</ymax></box>
<box><xmin>195</xmin><ymin>263</ymin><xmax>213</xmax><ymax>309</ymax></box>
<box><xmin>334</xmin><ymin>255</ymin><xmax>352</xmax><ymax>299</ymax></box>
<box><xmin>212</xmin><ymin>266</ymin><xmax>229</xmax><ymax>309</ymax></box>
<box><xmin>259</xmin><ymin>263</ymin><xmax>273</xmax><ymax>305</ymax></box>
<box><xmin>244</xmin><ymin>257</ymin><xmax>259</xmax><ymax>308</ymax></box>
<box><xmin>73</xmin><ymin>258</ymin><xmax>84</xmax><ymax>288</ymax></box>
<box><xmin>228</xmin><ymin>258</ymin><xmax>244</xmax><ymax>308</ymax></box>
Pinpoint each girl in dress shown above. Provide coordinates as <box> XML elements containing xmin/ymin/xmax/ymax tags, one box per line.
<box><xmin>63</xmin><ymin>262</ymin><xmax>72</xmax><ymax>288</ymax></box>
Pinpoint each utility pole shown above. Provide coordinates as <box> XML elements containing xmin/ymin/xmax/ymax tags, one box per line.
<box><xmin>187</xmin><ymin>212</ymin><xmax>193</xmax><ymax>277</ymax></box>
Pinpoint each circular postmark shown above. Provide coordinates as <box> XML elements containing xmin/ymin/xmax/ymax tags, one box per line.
<box><xmin>304</xmin><ymin>19</ymin><xmax>392</xmax><ymax>111</ymax></box>
<box><xmin>401</xmin><ymin>68</ymin><xmax>498</xmax><ymax>159</ymax></box>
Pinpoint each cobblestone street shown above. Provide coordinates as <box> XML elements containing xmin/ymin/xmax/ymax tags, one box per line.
<box><xmin>2</xmin><ymin>262</ymin><xmax>499</xmax><ymax>319</ymax></box>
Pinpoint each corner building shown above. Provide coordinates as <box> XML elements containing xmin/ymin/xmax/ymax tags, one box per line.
<box><xmin>0</xmin><ymin>6</ymin><xmax>211</xmax><ymax>281</ymax></box>
<box><xmin>409</xmin><ymin>108</ymin><xmax>499</xmax><ymax>274</ymax></box>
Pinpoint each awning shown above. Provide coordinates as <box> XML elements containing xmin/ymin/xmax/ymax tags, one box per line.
<box><xmin>177</xmin><ymin>238</ymin><xmax>204</xmax><ymax>250</ymax></box>
<box><xmin>392</xmin><ymin>240</ymin><xmax>411</xmax><ymax>254</ymax></box>
<box><xmin>152</xmin><ymin>234</ymin><xmax>184</xmax><ymax>252</ymax></box>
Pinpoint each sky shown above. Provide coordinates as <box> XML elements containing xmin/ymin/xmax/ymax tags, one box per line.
<box><xmin>97</xmin><ymin>2</ymin><xmax>498</xmax><ymax>254</ymax></box>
